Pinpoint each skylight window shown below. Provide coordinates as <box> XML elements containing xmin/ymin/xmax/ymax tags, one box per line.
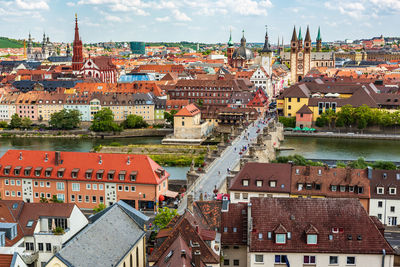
<box><xmin>27</xmin><ymin>220</ymin><xmax>34</xmax><ymax>227</ymax></box>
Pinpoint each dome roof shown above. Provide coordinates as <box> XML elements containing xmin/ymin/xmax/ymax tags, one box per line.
<box><xmin>232</xmin><ymin>46</ymin><xmax>254</xmax><ymax>60</ymax></box>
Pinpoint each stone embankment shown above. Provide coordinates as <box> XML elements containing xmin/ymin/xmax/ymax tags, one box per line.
<box><xmin>285</xmin><ymin>131</ymin><xmax>400</xmax><ymax>140</ymax></box>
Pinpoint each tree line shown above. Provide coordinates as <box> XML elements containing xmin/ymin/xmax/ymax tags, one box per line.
<box><xmin>316</xmin><ymin>104</ymin><xmax>400</xmax><ymax>129</ymax></box>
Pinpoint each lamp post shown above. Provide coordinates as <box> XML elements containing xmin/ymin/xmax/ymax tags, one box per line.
<box><xmin>138</xmin><ymin>192</ymin><xmax>142</xmax><ymax>211</ymax></box>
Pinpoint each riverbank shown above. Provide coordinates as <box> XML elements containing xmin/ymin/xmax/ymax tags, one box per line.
<box><xmin>0</xmin><ymin>128</ymin><xmax>173</xmax><ymax>139</ymax></box>
<box><xmin>98</xmin><ymin>144</ymin><xmax>216</xmax><ymax>167</ymax></box>
<box><xmin>284</xmin><ymin>131</ymin><xmax>400</xmax><ymax>140</ymax></box>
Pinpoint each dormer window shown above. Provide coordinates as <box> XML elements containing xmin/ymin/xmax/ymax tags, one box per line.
<box><xmin>107</xmin><ymin>170</ymin><xmax>115</xmax><ymax>180</ymax></box>
<box><xmin>306</xmin><ymin>183</ymin><xmax>312</xmax><ymax>190</ymax></box>
<box><xmin>119</xmin><ymin>171</ymin><xmax>126</xmax><ymax>180</ymax></box>
<box><xmin>57</xmin><ymin>168</ymin><xmax>65</xmax><ymax>178</ymax></box>
<box><xmin>377</xmin><ymin>187</ymin><xmax>384</xmax><ymax>194</ymax></box>
<box><xmin>383</xmin><ymin>173</ymin><xmax>387</xmax><ymax>179</ymax></box>
<box><xmin>14</xmin><ymin>166</ymin><xmax>21</xmax><ymax>176</ymax></box>
<box><xmin>3</xmin><ymin>166</ymin><xmax>11</xmax><ymax>175</ymax></box>
<box><xmin>45</xmin><ymin>168</ymin><xmax>52</xmax><ymax>177</ymax></box>
<box><xmin>275</xmin><ymin>234</ymin><xmax>286</xmax><ymax>244</ymax></box>
<box><xmin>242</xmin><ymin>179</ymin><xmax>249</xmax><ymax>186</ymax></box>
<box><xmin>85</xmin><ymin>169</ymin><xmax>93</xmax><ymax>179</ymax></box>
<box><xmin>389</xmin><ymin>187</ymin><xmax>396</xmax><ymax>195</ymax></box>
<box><xmin>307</xmin><ymin>234</ymin><xmax>318</xmax><ymax>245</ymax></box>
<box><xmin>317</xmin><ymin>169</ymin><xmax>322</xmax><ymax>175</ymax></box>
<box><xmin>315</xmin><ymin>184</ymin><xmax>321</xmax><ymax>190</ymax></box>
<box><xmin>295</xmin><ymin>169</ymin><xmax>300</xmax><ymax>175</ymax></box>
<box><xmin>130</xmin><ymin>171</ymin><xmax>137</xmax><ymax>181</ymax></box>
<box><xmin>340</xmin><ymin>186</ymin><xmax>346</xmax><ymax>192</ymax></box>
<box><xmin>97</xmin><ymin>170</ymin><xmax>104</xmax><ymax>179</ymax></box>
<box><xmin>358</xmin><ymin>187</ymin><xmax>364</xmax><ymax>194</ymax></box>
<box><xmin>298</xmin><ymin>183</ymin><xmax>303</xmax><ymax>191</ymax></box>
<box><xmin>256</xmin><ymin>180</ymin><xmax>263</xmax><ymax>187</ymax></box>
<box><xmin>24</xmin><ymin>167</ymin><xmax>32</xmax><ymax>176</ymax></box>
<box><xmin>269</xmin><ymin>180</ymin><xmax>276</xmax><ymax>187</ymax></box>
<box><xmin>349</xmin><ymin>186</ymin><xmax>354</xmax><ymax>192</ymax></box>
<box><xmin>331</xmin><ymin>185</ymin><xmax>337</xmax><ymax>192</ymax></box>
<box><xmin>71</xmin><ymin>168</ymin><xmax>79</xmax><ymax>178</ymax></box>
<box><xmin>258</xmin><ymin>233</ymin><xmax>263</xmax><ymax>240</ymax></box>
<box><xmin>35</xmin><ymin>167</ymin><xmax>42</xmax><ymax>177</ymax></box>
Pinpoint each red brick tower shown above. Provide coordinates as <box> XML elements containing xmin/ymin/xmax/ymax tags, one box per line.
<box><xmin>72</xmin><ymin>14</ymin><xmax>83</xmax><ymax>71</ymax></box>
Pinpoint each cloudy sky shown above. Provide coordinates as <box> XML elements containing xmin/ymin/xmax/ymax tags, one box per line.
<box><xmin>1</xmin><ymin>0</ymin><xmax>399</xmax><ymax>44</ymax></box>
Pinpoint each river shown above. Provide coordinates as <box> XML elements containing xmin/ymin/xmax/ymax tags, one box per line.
<box><xmin>279</xmin><ymin>136</ymin><xmax>400</xmax><ymax>162</ymax></box>
<box><xmin>0</xmin><ymin>136</ymin><xmax>399</xmax><ymax>180</ymax></box>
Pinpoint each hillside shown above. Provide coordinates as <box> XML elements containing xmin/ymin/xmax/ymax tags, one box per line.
<box><xmin>0</xmin><ymin>37</ymin><xmax>24</xmax><ymax>48</ymax></box>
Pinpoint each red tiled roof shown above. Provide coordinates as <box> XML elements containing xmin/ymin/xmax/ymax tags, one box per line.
<box><xmin>175</xmin><ymin>103</ymin><xmax>200</xmax><ymax>117</ymax></box>
<box><xmin>0</xmin><ymin>254</ymin><xmax>13</xmax><ymax>267</ymax></box>
<box><xmin>229</xmin><ymin>163</ymin><xmax>292</xmax><ymax>193</ymax></box>
<box><xmin>248</xmin><ymin>198</ymin><xmax>394</xmax><ymax>254</ymax></box>
<box><xmin>221</xmin><ymin>203</ymin><xmax>247</xmax><ymax>245</ymax></box>
<box><xmin>296</xmin><ymin>104</ymin><xmax>313</xmax><ymax>114</ymax></box>
<box><xmin>0</xmin><ymin>150</ymin><xmax>168</xmax><ymax>185</ymax></box>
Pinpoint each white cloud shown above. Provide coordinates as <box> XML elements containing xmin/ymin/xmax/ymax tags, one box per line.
<box><xmin>105</xmin><ymin>14</ymin><xmax>122</xmax><ymax>22</ymax></box>
<box><xmin>155</xmin><ymin>16</ymin><xmax>170</xmax><ymax>22</ymax></box>
<box><xmin>15</xmin><ymin>0</ymin><xmax>49</xmax><ymax>10</ymax></box>
<box><xmin>369</xmin><ymin>0</ymin><xmax>400</xmax><ymax>11</ymax></box>
<box><xmin>66</xmin><ymin>2</ymin><xmax>76</xmax><ymax>6</ymax></box>
<box><xmin>172</xmin><ymin>9</ymin><xmax>191</xmax><ymax>21</ymax></box>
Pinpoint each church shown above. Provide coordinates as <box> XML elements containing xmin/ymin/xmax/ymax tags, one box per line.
<box><xmin>280</xmin><ymin>26</ymin><xmax>335</xmax><ymax>83</ymax></box>
<box><xmin>27</xmin><ymin>33</ymin><xmax>57</xmax><ymax>61</ymax></box>
<box><xmin>227</xmin><ymin>30</ymin><xmax>254</xmax><ymax>68</ymax></box>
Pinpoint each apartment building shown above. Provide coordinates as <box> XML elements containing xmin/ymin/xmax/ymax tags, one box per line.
<box><xmin>0</xmin><ymin>150</ymin><xmax>170</xmax><ymax>211</ymax></box>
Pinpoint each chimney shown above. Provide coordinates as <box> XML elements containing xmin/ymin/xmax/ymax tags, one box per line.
<box><xmin>345</xmin><ymin>167</ymin><xmax>351</xmax><ymax>182</ymax></box>
<box><xmin>367</xmin><ymin>166</ymin><xmax>373</xmax><ymax>179</ymax></box>
<box><xmin>55</xmin><ymin>151</ymin><xmax>61</xmax><ymax>166</ymax></box>
<box><xmin>99</xmin><ymin>155</ymin><xmax>102</xmax><ymax>164</ymax></box>
<box><xmin>19</xmin><ymin>152</ymin><xmax>22</xmax><ymax>160</ymax></box>
<box><xmin>45</xmin><ymin>153</ymin><xmax>48</xmax><ymax>162</ymax></box>
<box><xmin>193</xmin><ymin>250</ymin><xmax>201</xmax><ymax>267</ymax></box>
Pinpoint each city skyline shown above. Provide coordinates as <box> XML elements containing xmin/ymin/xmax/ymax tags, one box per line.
<box><xmin>0</xmin><ymin>0</ymin><xmax>399</xmax><ymax>44</ymax></box>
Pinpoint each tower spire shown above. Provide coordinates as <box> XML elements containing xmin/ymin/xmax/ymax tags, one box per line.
<box><xmin>316</xmin><ymin>26</ymin><xmax>322</xmax><ymax>52</ymax></box>
<box><xmin>305</xmin><ymin>25</ymin><xmax>311</xmax><ymax>42</ymax></box>
<box><xmin>228</xmin><ymin>28</ymin><xmax>234</xmax><ymax>47</ymax></box>
<box><xmin>298</xmin><ymin>27</ymin><xmax>302</xmax><ymax>40</ymax></box>
<box><xmin>291</xmin><ymin>26</ymin><xmax>298</xmax><ymax>42</ymax></box>
<box><xmin>72</xmin><ymin>13</ymin><xmax>83</xmax><ymax>71</ymax></box>
<box><xmin>261</xmin><ymin>25</ymin><xmax>272</xmax><ymax>53</ymax></box>
<box><xmin>317</xmin><ymin>26</ymin><xmax>321</xmax><ymax>41</ymax></box>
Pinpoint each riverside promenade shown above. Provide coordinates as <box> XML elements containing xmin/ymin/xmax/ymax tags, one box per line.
<box><xmin>285</xmin><ymin>131</ymin><xmax>400</xmax><ymax>140</ymax></box>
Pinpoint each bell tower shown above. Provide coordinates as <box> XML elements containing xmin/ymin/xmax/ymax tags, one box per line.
<box><xmin>72</xmin><ymin>13</ymin><xmax>83</xmax><ymax>72</ymax></box>
<box><xmin>304</xmin><ymin>26</ymin><xmax>312</xmax><ymax>78</ymax></box>
<box><xmin>316</xmin><ymin>26</ymin><xmax>322</xmax><ymax>52</ymax></box>
<box><xmin>290</xmin><ymin>26</ymin><xmax>298</xmax><ymax>83</ymax></box>
<box><xmin>227</xmin><ymin>29</ymin><xmax>235</xmax><ymax>67</ymax></box>
<box><xmin>260</xmin><ymin>25</ymin><xmax>272</xmax><ymax>76</ymax></box>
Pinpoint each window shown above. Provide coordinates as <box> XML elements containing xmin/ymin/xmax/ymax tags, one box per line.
<box><xmin>378</xmin><ymin>201</ymin><xmax>383</xmax><ymax>208</ymax></box>
<box><xmin>340</xmin><ymin>186</ymin><xmax>346</xmax><ymax>192</ymax></box>
<box><xmin>390</xmin><ymin>187</ymin><xmax>396</xmax><ymax>195</ymax></box>
<box><xmin>93</xmin><ymin>184</ymin><xmax>97</xmax><ymax>190</ymax></box>
<box><xmin>242</xmin><ymin>193</ymin><xmax>248</xmax><ymax>200</ymax></box>
<box><xmin>315</xmin><ymin>184</ymin><xmax>321</xmax><ymax>190</ymax></box>
<box><xmin>118</xmin><ymin>185</ymin><xmax>123</xmax><ymax>191</ymax></box>
<box><xmin>48</xmin><ymin>218</ymin><xmax>67</xmax><ymax>230</ymax></box>
<box><xmin>377</xmin><ymin>187</ymin><xmax>384</xmax><ymax>194</ymax></box>
<box><xmin>100</xmin><ymin>196</ymin><xmax>104</xmax><ymax>203</ymax></box>
<box><xmin>235</xmin><ymin>193</ymin><xmax>240</xmax><ymax>199</ymax></box>
<box><xmin>295</xmin><ymin>169</ymin><xmax>300</xmax><ymax>174</ymax></box>
<box><xmin>34</xmin><ymin>192</ymin><xmax>39</xmax><ymax>198</ymax></box>
<box><xmin>275</xmin><ymin>255</ymin><xmax>287</xmax><ymax>264</ymax></box>
<box><xmin>223</xmin><ymin>259</ymin><xmax>229</xmax><ymax>265</ymax></box>
<box><xmin>258</xmin><ymin>233</ymin><xmax>263</xmax><ymax>240</ymax></box>
<box><xmin>125</xmin><ymin>186</ymin><xmax>129</xmax><ymax>192</ymax></box>
<box><xmin>46</xmin><ymin>243</ymin><xmax>51</xmax><ymax>252</ymax></box>
<box><xmin>86</xmin><ymin>184</ymin><xmax>91</xmax><ymax>190</ymax></box>
<box><xmin>131</xmin><ymin>186</ymin><xmax>136</xmax><ymax>192</ymax></box>
<box><xmin>349</xmin><ymin>186</ymin><xmax>354</xmax><ymax>192</ymax></box>
<box><xmin>85</xmin><ymin>196</ymin><xmax>89</xmax><ymax>202</ymax></box>
<box><xmin>269</xmin><ymin>180</ymin><xmax>276</xmax><ymax>187</ymax></box>
<box><xmin>4</xmin><ymin>179</ymin><xmax>8</xmax><ymax>185</ymax></box>
<box><xmin>99</xmin><ymin>184</ymin><xmax>104</xmax><ymax>190</ymax></box>
<box><xmin>92</xmin><ymin>196</ymin><xmax>97</xmax><ymax>203</ymax></box>
<box><xmin>233</xmin><ymin>227</ymin><xmax>237</xmax><ymax>233</ymax></box>
<box><xmin>57</xmin><ymin>170</ymin><xmax>64</xmax><ymax>178</ymax></box>
<box><xmin>378</xmin><ymin>214</ymin><xmax>382</xmax><ymax>220</ymax></box>
<box><xmin>71</xmin><ymin>195</ymin><xmax>75</xmax><ymax>202</ymax></box>
<box><xmin>304</xmin><ymin>255</ymin><xmax>316</xmax><ymax>264</ymax></box>
<box><xmin>256</xmin><ymin>180</ymin><xmax>263</xmax><ymax>187</ymax></box>
<box><xmin>233</xmin><ymin>260</ymin><xmax>239</xmax><ymax>266</ymax></box>
<box><xmin>307</xmin><ymin>234</ymin><xmax>318</xmax><ymax>244</ymax></box>
<box><xmin>78</xmin><ymin>195</ymin><xmax>82</xmax><ymax>202</ymax></box>
<box><xmin>56</xmin><ymin>182</ymin><xmax>64</xmax><ymax>191</ymax></box>
<box><xmin>224</xmin><ymin>227</ymin><xmax>228</xmax><ymax>232</ymax></box>
<box><xmin>242</xmin><ymin>179</ymin><xmax>249</xmax><ymax>186</ymax></box>
<box><xmin>358</xmin><ymin>187</ymin><xmax>364</xmax><ymax>194</ymax></box>
<box><xmin>25</xmin><ymin>242</ymin><xmax>34</xmax><ymax>251</ymax></box>
<box><xmin>10</xmin><ymin>180</ymin><xmax>15</xmax><ymax>185</ymax></box>
<box><xmin>40</xmin><ymin>182</ymin><xmax>44</xmax><ymax>187</ymax></box>
<box><xmin>38</xmin><ymin>243</ymin><xmax>43</xmax><ymax>251</ymax></box>
<box><xmin>288</xmin><ymin>105</ymin><xmax>291</xmax><ymax>110</ymax></box>
<box><xmin>72</xmin><ymin>183</ymin><xmax>80</xmax><ymax>191</ymax></box>
<box><xmin>318</xmin><ymin>169</ymin><xmax>322</xmax><ymax>175</ymax></box>
<box><xmin>298</xmin><ymin>183</ymin><xmax>303</xmax><ymax>191</ymax></box>
<box><xmin>346</xmin><ymin>256</ymin><xmax>355</xmax><ymax>265</ymax></box>
<box><xmin>331</xmin><ymin>185</ymin><xmax>337</xmax><ymax>192</ymax></box>
<box><xmin>255</xmin><ymin>254</ymin><xmax>264</xmax><ymax>263</ymax></box>
<box><xmin>57</xmin><ymin>194</ymin><xmax>65</xmax><ymax>201</ymax></box>
<box><xmin>276</xmin><ymin>234</ymin><xmax>286</xmax><ymax>244</ymax></box>
<box><xmin>306</xmin><ymin>184</ymin><xmax>313</xmax><ymax>190</ymax></box>
<box><xmin>46</xmin><ymin>182</ymin><xmax>50</xmax><ymax>187</ymax></box>
<box><xmin>329</xmin><ymin>256</ymin><xmax>338</xmax><ymax>264</ymax></box>
<box><xmin>391</xmin><ymin>206</ymin><xmax>395</xmax><ymax>212</ymax></box>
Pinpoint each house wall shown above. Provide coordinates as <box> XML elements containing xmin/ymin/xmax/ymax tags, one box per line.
<box><xmin>229</xmin><ymin>191</ymin><xmax>290</xmax><ymax>204</ymax></box>
<box><xmin>64</xmin><ymin>105</ymin><xmax>91</xmax><ymax>122</ymax></box>
<box><xmin>248</xmin><ymin>252</ymin><xmax>394</xmax><ymax>267</ymax></box>
<box><xmin>370</xmin><ymin>198</ymin><xmax>400</xmax><ymax>226</ymax></box>
<box><xmin>222</xmin><ymin>245</ymin><xmax>247</xmax><ymax>267</ymax></box>
<box><xmin>295</xmin><ymin>113</ymin><xmax>312</xmax><ymax>128</ymax></box>
<box><xmin>283</xmin><ymin>97</ymin><xmax>308</xmax><ymax>117</ymax></box>
<box><xmin>117</xmin><ymin>236</ymin><xmax>146</xmax><ymax>267</ymax></box>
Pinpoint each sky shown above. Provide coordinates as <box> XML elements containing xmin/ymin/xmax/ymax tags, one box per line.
<box><xmin>0</xmin><ymin>0</ymin><xmax>399</xmax><ymax>44</ymax></box>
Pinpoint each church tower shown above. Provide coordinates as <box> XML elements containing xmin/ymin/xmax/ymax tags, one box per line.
<box><xmin>304</xmin><ymin>26</ymin><xmax>312</xmax><ymax>77</ymax></box>
<box><xmin>27</xmin><ymin>33</ymin><xmax>33</xmax><ymax>60</ymax></box>
<box><xmin>298</xmin><ymin>27</ymin><xmax>303</xmax><ymax>50</ymax></box>
<box><xmin>290</xmin><ymin>26</ymin><xmax>298</xmax><ymax>83</ymax></box>
<box><xmin>316</xmin><ymin>26</ymin><xmax>322</xmax><ymax>52</ymax></box>
<box><xmin>260</xmin><ymin>26</ymin><xmax>272</xmax><ymax>77</ymax></box>
<box><xmin>227</xmin><ymin>29</ymin><xmax>235</xmax><ymax>67</ymax></box>
<box><xmin>72</xmin><ymin>14</ymin><xmax>84</xmax><ymax>72</ymax></box>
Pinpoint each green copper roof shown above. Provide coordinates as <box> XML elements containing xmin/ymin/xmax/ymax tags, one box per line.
<box><xmin>228</xmin><ymin>29</ymin><xmax>234</xmax><ymax>47</ymax></box>
<box><xmin>298</xmin><ymin>27</ymin><xmax>302</xmax><ymax>40</ymax></box>
<box><xmin>317</xmin><ymin>26</ymin><xmax>321</xmax><ymax>41</ymax></box>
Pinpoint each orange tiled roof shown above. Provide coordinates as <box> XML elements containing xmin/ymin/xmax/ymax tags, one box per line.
<box><xmin>175</xmin><ymin>103</ymin><xmax>200</xmax><ymax>117</ymax></box>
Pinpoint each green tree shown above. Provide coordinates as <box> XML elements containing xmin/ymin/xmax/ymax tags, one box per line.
<box><xmin>122</xmin><ymin>114</ymin><xmax>148</xmax><ymax>129</ymax></box>
<box><xmin>90</xmin><ymin>108</ymin><xmax>122</xmax><ymax>132</ymax></box>
<box><xmin>49</xmin><ymin>109</ymin><xmax>81</xmax><ymax>130</ymax></box>
<box><xmin>21</xmin><ymin>117</ymin><xmax>32</xmax><ymax>129</ymax></box>
<box><xmin>0</xmin><ymin>121</ymin><xmax>8</xmax><ymax>128</ymax></box>
<box><xmin>50</xmin><ymin>195</ymin><xmax>63</xmax><ymax>203</ymax></box>
<box><xmin>348</xmin><ymin>157</ymin><xmax>368</xmax><ymax>169</ymax></box>
<box><xmin>93</xmin><ymin>203</ymin><xmax>106</xmax><ymax>214</ymax></box>
<box><xmin>154</xmin><ymin>207</ymin><xmax>178</xmax><ymax>230</ymax></box>
<box><xmin>278</xmin><ymin>116</ymin><xmax>296</xmax><ymax>128</ymax></box>
<box><xmin>372</xmin><ymin>161</ymin><xmax>397</xmax><ymax>170</ymax></box>
<box><xmin>164</xmin><ymin>110</ymin><xmax>178</xmax><ymax>126</ymax></box>
<box><xmin>336</xmin><ymin>161</ymin><xmax>347</xmax><ymax>168</ymax></box>
<box><xmin>9</xmin><ymin>113</ymin><xmax>22</xmax><ymax>129</ymax></box>
<box><xmin>337</xmin><ymin>105</ymin><xmax>355</xmax><ymax>127</ymax></box>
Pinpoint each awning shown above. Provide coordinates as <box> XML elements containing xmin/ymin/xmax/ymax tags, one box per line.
<box><xmin>165</xmin><ymin>190</ymin><xmax>178</xmax><ymax>198</ymax></box>
<box><xmin>86</xmin><ymin>169</ymin><xmax>93</xmax><ymax>173</ymax></box>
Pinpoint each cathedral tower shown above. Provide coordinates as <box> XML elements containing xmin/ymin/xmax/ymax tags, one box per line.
<box><xmin>72</xmin><ymin>14</ymin><xmax>83</xmax><ymax>72</ymax></box>
<box><xmin>260</xmin><ymin>26</ymin><xmax>272</xmax><ymax>76</ymax></box>
<box><xmin>298</xmin><ymin>27</ymin><xmax>303</xmax><ymax>50</ymax></box>
<box><xmin>227</xmin><ymin>29</ymin><xmax>235</xmax><ymax>67</ymax></box>
<box><xmin>290</xmin><ymin>26</ymin><xmax>298</xmax><ymax>83</ymax></box>
<box><xmin>304</xmin><ymin>26</ymin><xmax>312</xmax><ymax>77</ymax></box>
<box><xmin>316</xmin><ymin>26</ymin><xmax>322</xmax><ymax>52</ymax></box>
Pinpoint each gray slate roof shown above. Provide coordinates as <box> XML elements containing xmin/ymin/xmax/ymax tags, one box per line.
<box><xmin>54</xmin><ymin>201</ymin><xmax>148</xmax><ymax>267</ymax></box>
